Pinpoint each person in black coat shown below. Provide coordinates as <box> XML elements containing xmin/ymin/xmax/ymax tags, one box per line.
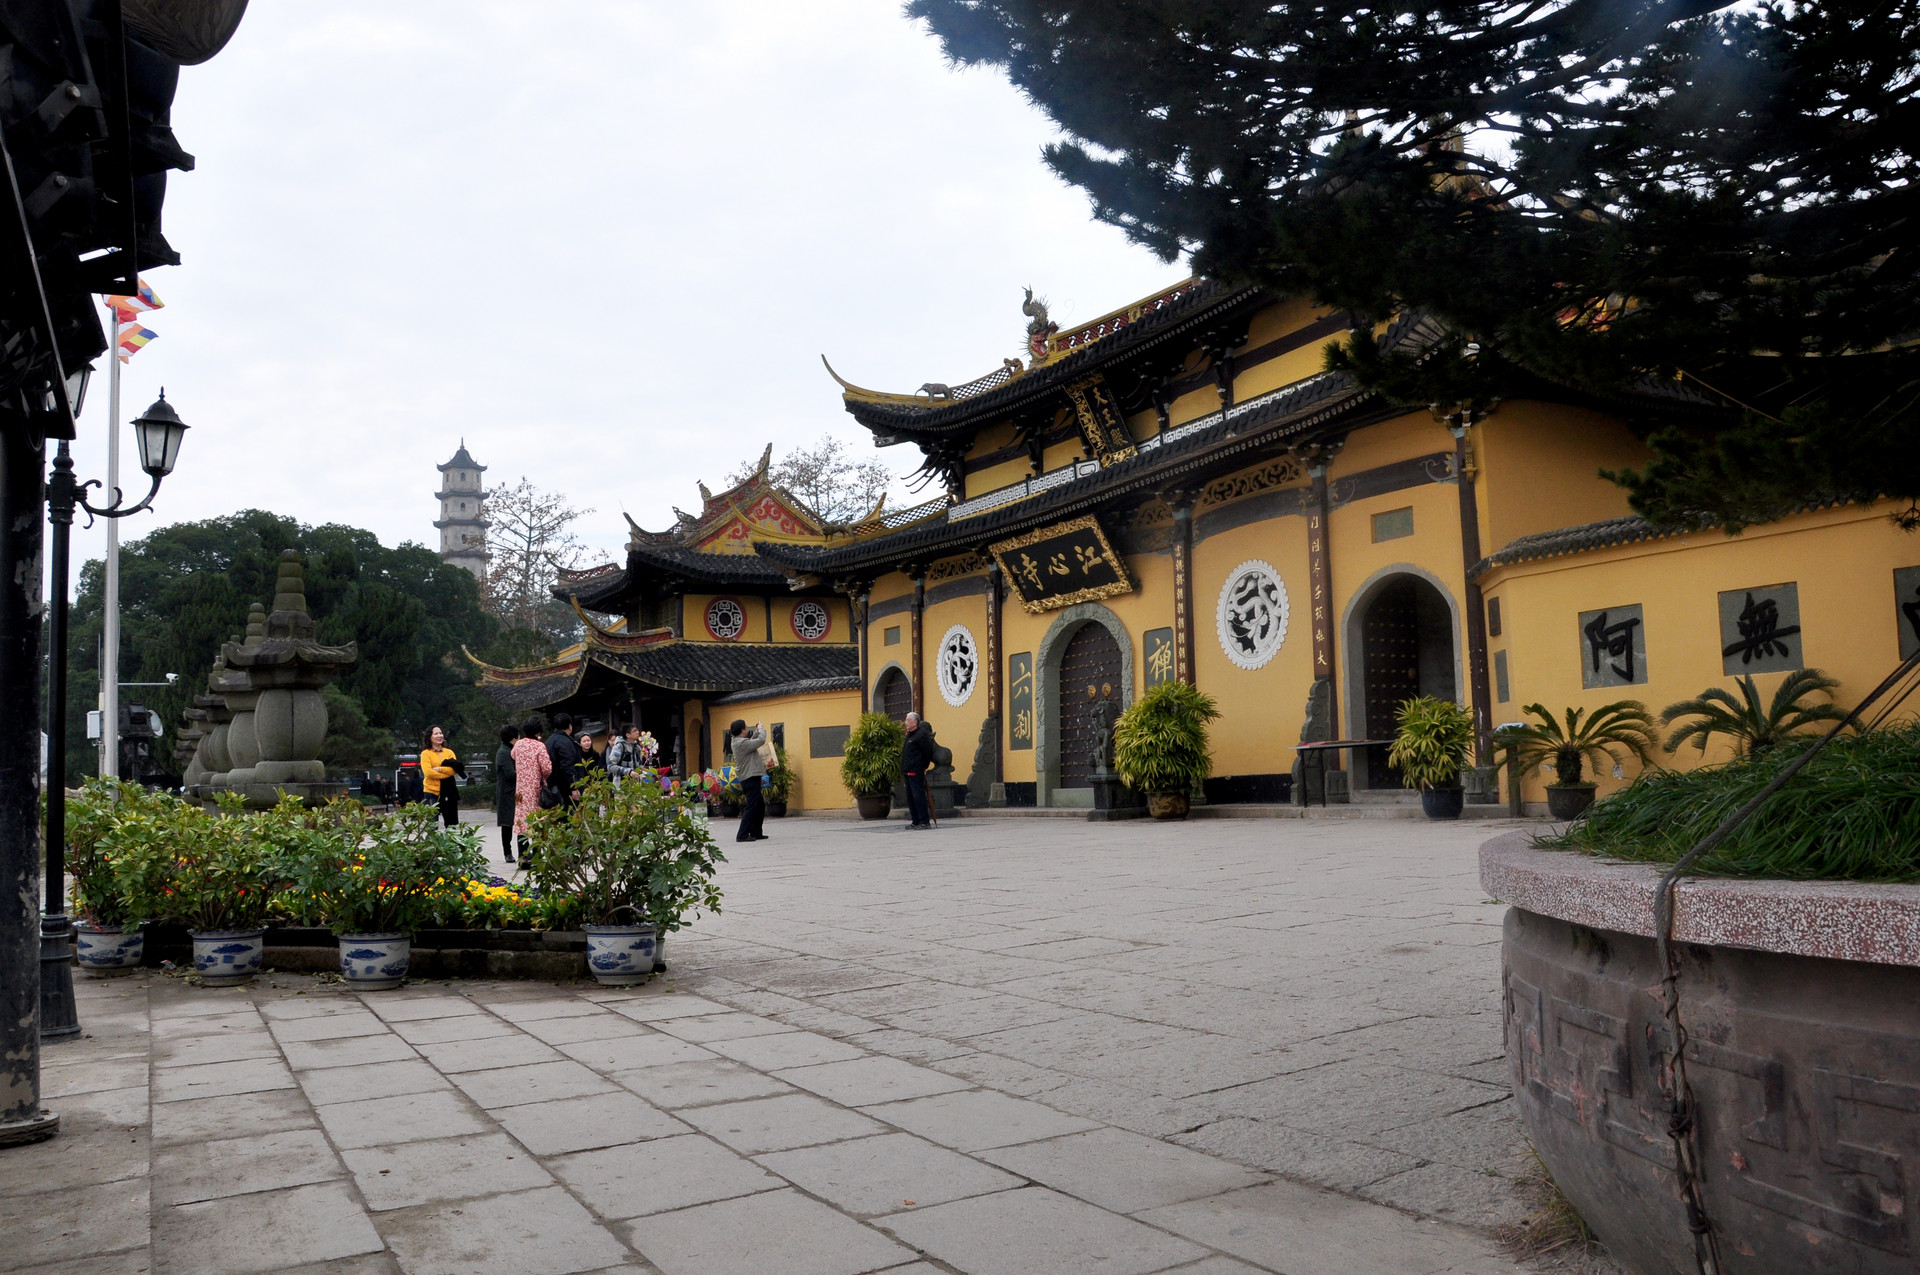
<box><xmin>901</xmin><ymin>711</ymin><xmax>935</xmax><ymax>830</ymax></box>
<box><xmin>546</xmin><ymin>712</ymin><xmax>583</xmax><ymax>809</ymax></box>
<box><xmin>493</xmin><ymin>724</ymin><xmax>518</xmax><ymax>862</ymax></box>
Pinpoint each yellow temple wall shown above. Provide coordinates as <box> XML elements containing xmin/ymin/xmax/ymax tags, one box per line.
<box><xmin>1474</xmin><ymin>402</ymin><xmax>1645</xmax><ymax>554</ymax></box>
<box><xmin>713</xmin><ymin>686</ymin><xmax>862</xmax><ymax>812</ymax></box>
<box><xmin>1482</xmin><ymin>501</ymin><xmax>1920</xmax><ymax>804</ymax></box>
<box><xmin>681</xmin><ymin>592</ymin><xmax>771</xmax><ymax>643</ymax></box>
<box><xmin>768</xmin><ymin>596</ymin><xmax>854</xmax><ymax>645</ymax></box>
<box><xmin>919</xmin><ymin>588</ymin><xmax>993</xmax><ymax>779</ymax></box>
<box><xmin>1189</xmin><ymin>510</ymin><xmax>1315</xmax><ymax>779</ymax></box>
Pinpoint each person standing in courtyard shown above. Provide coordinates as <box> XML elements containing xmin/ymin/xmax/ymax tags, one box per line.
<box><xmin>730</xmin><ymin>718</ymin><xmax>768</xmax><ymax>842</ymax></box>
<box><xmin>901</xmin><ymin>711</ymin><xmax>934</xmax><ymax>829</ymax></box>
<box><xmin>493</xmin><ymin>723</ymin><xmax>517</xmax><ymax>862</ymax></box>
<box><xmin>546</xmin><ymin>712</ymin><xmax>584</xmax><ymax>808</ymax></box>
<box><xmin>420</xmin><ymin>725</ymin><xmax>459</xmax><ymax>828</ymax></box>
<box><xmin>510</xmin><ymin>717</ymin><xmax>550</xmax><ymax>866</ymax></box>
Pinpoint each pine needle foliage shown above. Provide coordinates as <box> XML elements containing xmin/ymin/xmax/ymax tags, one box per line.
<box><xmin>840</xmin><ymin>713</ymin><xmax>905</xmax><ymax>798</ymax></box>
<box><xmin>1113</xmin><ymin>681</ymin><xmax>1220</xmax><ymax>795</ymax></box>
<box><xmin>1496</xmin><ymin>701</ymin><xmax>1657</xmax><ymax>787</ymax></box>
<box><xmin>1386</xmin><ymin>696</ymin><xmax>1475</xmax><ymax>789</ymax></box>
<box><xmin>1661</xmin><ymin>668</ymin><xmax>1851</xmax><ymax>757</ymax></box>
<box><xmin>1550</xmin><ymin>724</ymin><xmax>1920</xmax><ymax>881</ymax></box>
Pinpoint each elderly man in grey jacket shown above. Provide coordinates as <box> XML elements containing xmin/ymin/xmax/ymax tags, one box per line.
<box><xmin>729</xmin><ymin>718</ymin><xmax>769</xmax><ymax>843</ymax></box>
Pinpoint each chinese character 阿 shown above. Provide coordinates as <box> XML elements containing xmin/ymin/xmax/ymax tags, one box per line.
<box><xmin>1722</xmin><ymin>592</ymin><xmax>1800</xmax><ymax>665</ymax></box>
<box><xmin>1147</xmin><ymin>637</ymin><xmax>1174</xmax><ymax>683</ymax></box>
<box><xmin>1074</xmin><ymin>544</ymin><xmax>1102</xmax><ymax>574</ymax></box>
<box><xmin>1583</xmin><ymin>610</ymin><xmax>1642</xmax><ymax>682</ymax></box>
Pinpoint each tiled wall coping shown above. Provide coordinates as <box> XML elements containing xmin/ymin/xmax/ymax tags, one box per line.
<box><xmin>1480</xmin><ymin>831</ymin><xmax>1920</xmax><ymax>969</ymax></box>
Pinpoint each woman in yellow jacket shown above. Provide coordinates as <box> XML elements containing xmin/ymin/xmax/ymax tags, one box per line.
<box><xmin>420</xmin><ymin>725</ymin><xmax>459</xmax><ymax>828</ymax></box>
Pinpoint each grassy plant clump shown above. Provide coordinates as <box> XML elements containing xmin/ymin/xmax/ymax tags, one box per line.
<box><xmin>1386</xmin><ymin>696</ymin><xmax>1475</xmax><ymax>789</ymax></box>
<box><xmin>1549</xmin><ymin>723</ymin><xmax>1920</xmax><ymax>881</ymax></box>
<box><xmin>840</xmin><ymin>713</ymin><xmax>905</xmax><ymax>798</ymax></box>
<box><xmin>1113</xmin><ymin>681</ymin><xmax>1220</xmax><ymax>795</ymax></box>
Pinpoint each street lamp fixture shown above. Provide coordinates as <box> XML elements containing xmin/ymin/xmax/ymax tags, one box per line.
<box><xmin>40</xmin><ymin>391</ymin><xmax>190</xmax><ymax>1041</ymax></box>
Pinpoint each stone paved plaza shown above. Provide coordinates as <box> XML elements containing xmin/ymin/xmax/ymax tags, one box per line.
<box><xmin>4</xmin><ymin>813</ymin><xmax>1578</xmax><ymax>1275</ymax></box>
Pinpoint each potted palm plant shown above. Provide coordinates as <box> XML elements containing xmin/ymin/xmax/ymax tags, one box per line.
<box><xmin>1386</xmin><ymin>696</ymin><xmax>1476</xmax><ymax>819</ymax></box>
<box><xmin>841</xmin><ymin>713</ymin><xmax>904</xmax><ymax>820</ymax></box>
<box><xmin>1497</xmin><ymin>701</ymin><xmax>1658</xmax><ymax>820</ymax></box>
<box><xmin>1113</xmin><ymin>681</ymin><xmax>1220</xmax><ymax>820</ymax></box>
<box><xmin>527</xmin><ymin>773</ymin><xmax>726</xmax><ymax>984</ymax></box>
<box><xmin>280</xmin><ymin>800</ymin><xmax>486</xmax><ymax>990</ymax></box>
<box><xmin>1661</xmin><ymin>668</ymin><xmax>1850</xmax><ymax>758</ymax></box>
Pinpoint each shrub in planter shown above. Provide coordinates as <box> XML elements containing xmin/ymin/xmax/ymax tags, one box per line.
<box><xmin>1496</xmin><ymin>700</ymin><xmax>1657</xmax><ymax>820</ymax></box>
<box><xmin>1386</xmin><ymin>696</ymin><xmax>1476</xmax><ymax>820</ymax></box>
<box><xmin>65</xmin><ymin>781</ymin><xmax>175</xmax><ymax>971</ymax></box>
<box><xmin>137</xmin><ymin>792</ymin><xmax>280</xmax><ymax>986</ymax></box>
<box><xmin>841</xmin><ymin>713</ymin><xmax>904</xmax><ymax>819</ymax></box>
<box><xmin>527</xmin><ymin>774</ymin><xmax>726</xmax><ymax>983</ymax></box>
<box><xmin>765</xmin><ymin>745</ymin><xmax>793</xmax><ymax>816</ymax></box>
<box><xmin>280</xmin><ymin>802</ymin><xmax>487</xmax><ymax>989</ymax></box>
<box><xmin>1113</xmin><ymin>682</ymin><xmax>1219</xmax><ymax>820</ymax></box>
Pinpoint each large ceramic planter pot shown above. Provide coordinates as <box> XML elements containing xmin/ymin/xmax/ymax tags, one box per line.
<box><xmin>190</xmin><ymin>928</ymin><xmax>266</xmax><ymax>986</ymax></box>
<box><xmin>74</xmin><ymin>922</ymin><xmax>144</xmax><ymax>975</ymax></box>
<box><xmin>1482</xmin><ymin>833</ymin><xmax>1920</xmax><ymax>1275</ymax></box>
<box><xmin>767</xmin><ymin>800</ymin><xmax>788</xmax><ymax>818</ymax></box>
<box><xmin>717</xmin><ymin>802</ymin><xmax>742</xmax><ymax>819</ymax></box>
<box><xmin>1545</xmin><ymin>782</ymin><xmax>1596</xmax><ymax>820</ymax></box>
<box><xmin>1147</xmin><ymin>792</ymin><xmax>1189</xmax><ymax>820</ymax></box>
<box><xmin>338</xmin><ymin>933</ymin><xmax>411</xmax><ymax>991</ymax></box>
<box><xmin>583</xmin><ymin>922</ymin><xmax>657</xmax><ymax>985</ymax></box>
<box><xmin>856</xmin><ymin>794</ymin><xmax>892</xmax><ymax>821</ymax></box>
<box><xmin>1420</xmin><ymin>787</ymin><xmax>1465</xmax><ymax>820</ymax></box>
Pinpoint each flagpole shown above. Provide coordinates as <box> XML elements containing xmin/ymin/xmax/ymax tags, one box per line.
<box><xmin>102</xmin><ymin>304</ymin><xmax>120</xmax><ymax>781</ymax></box>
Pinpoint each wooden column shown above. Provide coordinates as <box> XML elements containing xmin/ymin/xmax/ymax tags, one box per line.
<box><xmin>910</xmin><ymin>570</ymin><xmax>927</xmax><ymax>714</ymax></box>
<box><xmin>986</xmin><ymin>559</ymin><xmax>1004</xmax><ymax>802</ymax></box>
<box><xmin>1450</xmin><ymin>416</ymin><xmax>1494</xmax><ymax>763</ymax></box>
<box><xmin>1306</xmin><ymin>458</ymin><xmax>1337</xmax><ymax>732</ymax></box>
<box><xmin>1168</xmin><ymin>493</ymin><xmax>1197</xmax><ymax>682</ymax></box>
<box><xmin>855</xmin><ymin>587</ymin><xmax>870</xmax><ymax>714</ymax></box>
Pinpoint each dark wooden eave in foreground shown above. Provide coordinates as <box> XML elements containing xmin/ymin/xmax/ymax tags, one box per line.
<box><xmin>475</xmin><ymin>641</ymin><xmax>856</xmax><ymax>711</ymax></box>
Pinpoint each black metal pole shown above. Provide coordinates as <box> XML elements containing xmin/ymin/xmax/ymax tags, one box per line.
<box><xmin>40</xmin><ymin>442</ymin><xmax>78</xmax><ymax>1038</ymax></box>
<box><xmin>0</xmin><ymin>423</ymin><xmax>58</xmax><ymax>1146</ymax></box>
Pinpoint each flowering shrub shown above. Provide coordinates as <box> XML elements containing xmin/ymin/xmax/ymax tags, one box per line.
<box><xmin>64</xmin><ymin>780</ymin><xmax>179</xmax><ymax>929</ymax></box>
<box><xmin>445</xmin><ymin>877</ymin><xmax>556</xmax><ymax>929</ymax></box>
<box><xmin>278</xmin><ymin>802</ymin><xmax>486</xmax><ymax>936</ymax></box>
<box><xmin>527</xmin><ymin>773</ymin><xmax>724</xmax><ymax>931</ymax></box>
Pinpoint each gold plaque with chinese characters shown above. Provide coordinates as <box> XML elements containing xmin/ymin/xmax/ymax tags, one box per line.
<box><xmin>990</xmin><ymin>515</ymin><xmax>1134</xmax><ymax>614</ymax></box>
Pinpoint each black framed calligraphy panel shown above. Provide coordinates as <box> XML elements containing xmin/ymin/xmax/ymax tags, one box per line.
<box><xmin>990</xmin><ymin>516</ymin><xmax>1134</xmax><ymax>614</ymax></box>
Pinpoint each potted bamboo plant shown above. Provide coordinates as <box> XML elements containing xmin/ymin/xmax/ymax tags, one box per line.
<box><xmin>841</xmin><ymin>713</ymin><xmax>904</xmax><ymax>820</ymax></box>
<box><xmin>1113</xmin><ymin>681</ymin><xmax>1220</xmax><ymax>820</ymax></box>
<box><xmin>1386</xmin><ymin>696</ymin><xmax>1476</xmax><ymax>819</ymax></box>
<box><xmin>1497</xmin><ymin>701</ymin><xmax>1658</xmax><ymax>819</ymax></box>
<box><xmin>527</xmin><ymin>773</ymin><xmax>726</xmax><ymax>984</ymax></box>
<box><xmin>279</xmin><ymin>800</ymin><xmax>486</xmax><ymax>990</ymax></box>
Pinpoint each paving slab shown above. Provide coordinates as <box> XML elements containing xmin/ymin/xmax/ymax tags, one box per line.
<box><xmin>756</xmin><ymin>1130</ymin><xmax>1020</xmax><ymax>1217</ymax></box>
<box><xmin>862</xmin><ymin>1089</ymin><xmax>1100</xmax><ymax>1152</ymax></box>
<box><xmin>775</xmin><ymin>1055</ymin><xmax>972</xmax><ymax>1106</ymax></box>
<box><xmin>154</xmin><ymin>1180</ymin><xmax>384</xmax><ymax>1275</ymax></box>
<box><xmin>494</xmin><ymin>1090</ymin><xmax>690</xmax><ymax>1156</ymax></box>
<box><xmin>342</xmin><ymin>1131</ymin><xmax>555</xmax><ymax>1210</ymax></box>
<box><xmin>611</xmin><ymin>1058</ymin><xmax>795</xmax><ymax>1109</ymax></box>
<box><xmin>297</xmin><ymin>1057</ymin><xmax>451</xmax><ymax>1106</ymax></box>
<box><xmin>980</xmin><ymin>1126</ymin><xmax>1270</xmax><ymax>1214</ymax></box>
<box><xmin>151</xmin><ymin>1055</ymin><xmax>297</xmax><ymax>1103</ymax></box>
<box><xmin>679</xmin><ymin>1093</ymin><xmax>886</xmax><ymax>1154</ymax></box>
<box><xmin>416</xmin><ymin>1033</ymin><xmax>565</xmax><ymax>1074</ymax></box>
<box><xmin>620</xmin><ymin>1187</ymin><xmax>915</xmax><ymax>1275</ymax></box>
<box><xmin>377</xmin><ymin>1184</ymin><xmax>630</xmax><ymax>1275</ymax></box>
<box><xmin>558</xmin><ymin>1032</ymin><xmax>716</xmax><ymax>1071</ymax></box>
<box><xmin>450</xmin><ymin>1059</ymin><xmax>619</xmax><ymax>1110</ymax></box>
<box><xmin>651</xmin><ymin>1012</ymin><xmax>794</xmax><ymax>1043</ymax></box>
<box><xmin>151</xmin><ymin>1087</ymin><xmax>315</xmax><ymax>1145</ymax></box>
<box><xmin>549</xmin><ymin>1133</ymin><xmax>783</xmax><ymax>1219</ymax></box>
<box><xmin>0</xmin><ymin>1176</ymin><xmax>152</xmax><ymax>1267</ymax></box>
<box><xmin>390</xmin><ymin>1013</ymin><xmax>520</xmax><ymax>1046</ymax></box>
<box><xmin>315</xmin><ymin>1089</ymin><xmax>491</xmax><ymax>1149</ymax></box>
<box><xmin>702</xmin><ymin>1029</ymin><xmax>867</xmax><ymax>1071</ymax></box>
<box><xmin>280</xmin><ymin>1032</ymin><xmax>421</xmax><ymax>1071</ymax></box>
<box><xmin>154</xmin><ymin>1127</ymin><xmax>344</xmax><ymax>1204</ymax></box>
<box><xmin>878</xmin><ymin>1185</ymin><xmax>1207</xmax><ymax>1275</ymax></box>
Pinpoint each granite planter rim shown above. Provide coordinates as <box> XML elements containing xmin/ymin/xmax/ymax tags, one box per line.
<box><xmin>1480</xmin><ymin>830</ymin><xmax>1920</xmax><ymax>968</ymax></box>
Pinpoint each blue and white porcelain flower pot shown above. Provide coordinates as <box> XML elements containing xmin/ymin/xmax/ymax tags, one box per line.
<box><xmin>190</xmin><ymin>928</ymin><xmax>266</xmax><ymax>986</ymax></box>
<box><xmin>338</xmin><ymin>933</ymin><xmax>411</xmax><ymax>991</ymax></box>
<box><xmin>74</xmin><ymin>922</ymin><xmax>144</xmax><ymax>974</ymax></box>
<box><xmin>583</xmin><ymin>923</ymin><xmax>657</xmax><ymax>986</ymax></box>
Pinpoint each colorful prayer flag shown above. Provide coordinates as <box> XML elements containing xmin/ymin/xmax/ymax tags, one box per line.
<box><xmin>105</xmin><ymin>278</ymin><xmax>164</xmax><ymax>325</ymax></box>
<box><xmin>116</xmin><ymin>325</ymin><xmax>158</xmax><ymax>362</ymax></box>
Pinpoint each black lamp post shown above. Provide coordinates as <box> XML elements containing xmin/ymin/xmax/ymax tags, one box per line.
<box><xmin>41</xmin><ymin>391</ymin><xmax>189</xmax><ymax>1039</ymax></box>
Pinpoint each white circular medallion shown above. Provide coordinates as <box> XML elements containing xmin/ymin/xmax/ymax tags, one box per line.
<box><xmin>791</xmin><ymin>601</ymin><xmax>830</xmax><ymax>642</ymax></box>
<box><xmin>1215</xmin><ymin>560</ymin><xmax>1290</xmax><ymax>670</ymax></box>
<box><xmin>936</xmin><ymin>624</ymin><xmax>979</xmax><ymax>707</ymax></box>
<box><xmin>705</xmin><ymin>597</ymin><xmax>746</xmax><ymax>640</ymax></box>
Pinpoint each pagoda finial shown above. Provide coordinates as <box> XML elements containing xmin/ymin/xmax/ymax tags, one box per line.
<box><xmin>698</xmin><ymin>480</ymin><xmax>713</xmax><ymax>503</ymax></box>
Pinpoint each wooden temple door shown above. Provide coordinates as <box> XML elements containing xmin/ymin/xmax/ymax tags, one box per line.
<box><xmin>877</xmin><ymin>668</ymin><xmax>912</xmax><ymax>723</ymax></box>
<box><xmin>1056</xmin><ymin>623</ymin><xmax>1121</xmax><ymax>789</ymax></box>
<box><xmin>1362</xmin><ymin>578</ymin><xmax>1422</xmax><ymax>788</ymax></box>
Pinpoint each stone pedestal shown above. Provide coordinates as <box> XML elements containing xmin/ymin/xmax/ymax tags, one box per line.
<box><xmin>1088</xmin><ymin>774</ymin><xmax>1143</xmax><ymax>821</ymax></box>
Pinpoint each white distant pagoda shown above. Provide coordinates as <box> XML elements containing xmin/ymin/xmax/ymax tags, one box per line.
<box><xmin>434</xmin><ymin>441</ymin><xmax>488</xmax><ymax>580</ymax></box>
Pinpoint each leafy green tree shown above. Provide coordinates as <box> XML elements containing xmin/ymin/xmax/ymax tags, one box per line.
<box><xmin>1661</xmin><ymin>669</ymin><xmax>1851</xmax><ymax>758</ymax></box>
<box><xmin>60</xmin><ymin>510</ymin><xmax>501</xmax><ymax>785</ymax></box>
<box><xmin>909</xmin><ymin>0</ymin><xmax>1920</xmax><ymax>528</ymax></box>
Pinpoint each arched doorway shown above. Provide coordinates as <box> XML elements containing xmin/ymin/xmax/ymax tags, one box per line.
<box><xmin>1354</xmin><ymin>574</ymin><xmax>1458</xmax><ymax>788</ymax></box>
<box><xmin>1055</xmin><ymin>622</ymin><xmax>1123</xmax><ymax>791</ymax></box>
<box><xmin>875</xmin><ymin>667</ymin><xmax>912</xmax><ymax>723</ymax></box>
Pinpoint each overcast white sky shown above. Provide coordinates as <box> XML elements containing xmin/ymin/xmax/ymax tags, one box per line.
<box><xmin>65</xmin><ymin>1</ymin><xmax>1180</xmax><ymax>571</ymax></box>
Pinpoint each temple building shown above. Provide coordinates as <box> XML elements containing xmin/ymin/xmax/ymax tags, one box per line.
<box><xmin>475</xmin><ymin>279</ymin><xmax>1920</xmax><ymax>812</ymax></box>
<box><xmin>435</xmin><ymin>442</ymin><xmax>489</xmax><ymax>580</ymax></box>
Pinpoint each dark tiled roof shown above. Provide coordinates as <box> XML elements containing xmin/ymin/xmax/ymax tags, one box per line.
<box><xmin>477</xmin><ymin>664</ymin><xmax>587</xmax><ymax>712</ymax></box>
<box><xmin>438</xmin><ymin>444</ymin><xmax>484</xmax><ymax>472</ymax></box>
<box><xmin>554</xmin><ymin>543</ymin><xmax>791</xmax><ymax>612</ymax></box>
<box><xmin>711</xmin><ymin>675</ymin><xmax>860</xmax><ymax>706</ymax></box>
<box><xmin>1470</xmin><ymin>515</ymin><xmax>1700</xmax><ymax>578</ymax></box>
<box><xmin>596</xmin><ymin>642</ymin><xmax>857</xmax><ymax>695</ymax></box>
<box><xmin>844</xmin><ymin>282</ymin><xmax>1261</xmax><ymax>437</ymax></box>
<box><xmin>756</xmin><ymin>365</ymin><xmax>1373</xmax><ymax>576</ymax></box>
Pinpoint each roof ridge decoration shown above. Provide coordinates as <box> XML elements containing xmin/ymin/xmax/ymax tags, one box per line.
<box><xmin>463</xmin><ymin>645</ymin><xmax>587</xmax><ymax>680</ymax></box>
